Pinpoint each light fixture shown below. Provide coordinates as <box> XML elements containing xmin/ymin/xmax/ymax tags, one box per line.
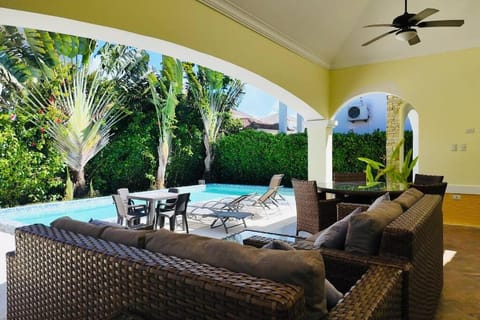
<box><xmin>395</xmin><ymin>28</ymin><xmax>417</xmax><ymax>41</ymax></box>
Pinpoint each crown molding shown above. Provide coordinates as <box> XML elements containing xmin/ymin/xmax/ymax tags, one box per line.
<box><xmin>197</xmin><ymin>0</ymin><xmax>329</xmax><ymax>67</ymax></box>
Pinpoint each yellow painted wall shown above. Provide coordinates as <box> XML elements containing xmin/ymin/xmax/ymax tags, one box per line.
<box><xmin>1</xmin><ymin>1</ymin><xmax>479</xmax><ymax>226</ymax></box>
<box><xmin>0</xmin><ymin>0</ymin><xmax>329</xmax><ymax>118</ymax></box>
<box><xmin>443</xmin><ymin>194</ymin><xmax>480</xmax><ymax>227</ymax></box>
<box><xmin>330</xmin><ymin>49</ymin><xmax>480</xmax><ymax>186</ymax></box>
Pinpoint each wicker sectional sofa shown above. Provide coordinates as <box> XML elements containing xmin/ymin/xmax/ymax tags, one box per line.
<box><xmin>296</xmin><ymin>192</ymin><xmax>444</xmax><ymax>320</ymax></box>
<box><xmin>7</xmin><ymin>221</ymin><xmax>403</xmax><ymax>320</ymax></box>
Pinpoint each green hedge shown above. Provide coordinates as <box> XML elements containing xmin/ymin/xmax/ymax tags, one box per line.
<box><xmin>213</xmin><ymin>129</ymin><xmax>307</xmax><ymax>187</ymax></box>
<box><xmin>333</xmin><ymin>130</ymin><xmax>413</xmax><ymax>174</ymax></box>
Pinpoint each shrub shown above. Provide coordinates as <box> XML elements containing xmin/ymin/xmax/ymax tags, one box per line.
<box><xmin>213</xmin><ymin>129</ymin><xmax>307</xmax><ymax>187</ymax></box>
<box><xmin>0</xmin><ymin>113</ymin><xmax>64</xmax><ymax>207</ymax></box>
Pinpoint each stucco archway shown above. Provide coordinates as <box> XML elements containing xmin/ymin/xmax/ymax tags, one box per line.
<box><xmin>331</xmin><ymin>92</ymin><xmax>419</xmax><ymax>179</ymax></box>
<box><xmin>0</xmin><ymin>7</ymin><xmax>331</xmax><ymax>182</ymax></box>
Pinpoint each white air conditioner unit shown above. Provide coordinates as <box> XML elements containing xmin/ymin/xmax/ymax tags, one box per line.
<box><xmin>347</xmin><ymin>105</ymin><xmax>369</xmax><ymax>122</ymax></box>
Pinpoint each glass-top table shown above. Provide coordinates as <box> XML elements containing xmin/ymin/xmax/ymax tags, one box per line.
<box><xmin>224</xmin><ymin>229</ymin><xmax>305</xmax><ymax>248</ymax></box>
<box><xmin>317</xmin><ymin>181</ymin><xmax>406</xmax><ymax>202</ymax></box>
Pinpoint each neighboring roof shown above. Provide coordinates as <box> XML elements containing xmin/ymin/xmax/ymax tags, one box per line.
<box><xmin>231</xmin><ymin>109</ymin><xmax>298</xmax><ymax>133</ymax></box>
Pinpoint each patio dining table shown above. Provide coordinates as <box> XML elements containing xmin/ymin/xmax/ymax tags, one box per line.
<box><xmin>317</xmin><ymin>181</ymin><xmax>406</xmax><ymax>203</ymax></box>
<box><xmin>128</xmin><ymin>191</ymin><xmax>178</xmax><ymax>225</ymax></box>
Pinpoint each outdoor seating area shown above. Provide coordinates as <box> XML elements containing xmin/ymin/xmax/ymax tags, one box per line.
<box><xmin>111</xmin><ymin>175</ymin><xmax>289</xmax><ymax>235</ymax></box>
<box><xmin>5</xmin><ymin>176</ymin><xmax>456</xmax><ymax>319</ymax></box>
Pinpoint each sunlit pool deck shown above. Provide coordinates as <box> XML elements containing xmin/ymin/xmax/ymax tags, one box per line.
<box><xmin>0</xmin><ymin>183</ymin><xmax>294</xmax><ymax>234</ymax></box>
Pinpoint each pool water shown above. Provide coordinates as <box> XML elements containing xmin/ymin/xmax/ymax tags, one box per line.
<box><xmin>0</xmin><ymin>184</ymin><xmax>292</xmax><ymax>227</ymax></box>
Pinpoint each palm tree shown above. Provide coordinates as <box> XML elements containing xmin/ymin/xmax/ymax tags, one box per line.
<box><xmin>147</xmin><ymin>56</ymin><xmax>184</xmax><ymax>189</ymax></box>
<box><xmin>0</xmin><ymin>27</ymin><xmax>144</xmax><ymax>197</ymax></box>
<box><xmin>24</xmin><ymin>67</ymin><xmax>127</xmax><ymax>196</ymax></box>
<box><xmin>184</xmin><ymin>64</ymin><xmax>244</xmax><ymax>180</ymax></box>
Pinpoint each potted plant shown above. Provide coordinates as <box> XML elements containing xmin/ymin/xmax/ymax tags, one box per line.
<box><xmin>358</xmin><ymin>139</ymin><xmax>418</xmax><ymax>188</ymax></box>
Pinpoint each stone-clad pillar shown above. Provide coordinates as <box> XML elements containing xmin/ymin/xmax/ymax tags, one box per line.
<box><xmin>386</xmin><ymin>95</ymin><xmax>405</xmax><ymax>170</ymax></box>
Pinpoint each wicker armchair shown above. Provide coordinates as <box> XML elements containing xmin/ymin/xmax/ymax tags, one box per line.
<box><xmin>411</xmin><ymin>182</ymin><xmax>448</xmax><ymax>198</ymax></box>
<box><xmin>292</xmin><ymin>178</ymin><xmax>338</xmax><ymax>235</ymax></box>
<box><xmin>413</xmin><ymin>173</ymin><xmax>444</xmax><ymax>184</ymax></box>
<box><xmin>333</xmin><ymin>193</ymin><xmax>444</xmax><ymax>320</ymax></box>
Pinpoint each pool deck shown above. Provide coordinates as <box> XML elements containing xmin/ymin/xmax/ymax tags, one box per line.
<box><xmin>0</xmin><ymin>196</ymin><xmax>298</xmax><ymax>318</ymax></box>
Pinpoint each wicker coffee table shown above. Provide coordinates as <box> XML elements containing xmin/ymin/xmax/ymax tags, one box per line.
<box><xmin>223</xmin><ymin>229</ymin><xmax>305</xmax><ymax>248</ymax></box>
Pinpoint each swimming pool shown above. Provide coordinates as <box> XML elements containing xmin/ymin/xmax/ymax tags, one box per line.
<box><xmin>0</xmin><ymin>184</ymin><xmax>293</xmax><ymax>231</ymax></box>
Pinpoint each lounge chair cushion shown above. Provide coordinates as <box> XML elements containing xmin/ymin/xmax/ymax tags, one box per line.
<box><xmin>101</xmin><ymin>227</ymin><xmax>153</xmax><ymax>248</ymax></box>
<box><xmin>145</xmin><ymin>230</ymin><xmax>327</xmax><ymax>319</ymax></box>
<box><xmin>312</xmin><ymin>207</ymin><xmax>363</xmax><ymax>249</ymax></box>
<box><xmin>345</xmin><ymin>201</ymin><xmax>403</xmax><ymax>255</ymax></box>
<box><xmin>262</xmin><ymin>239</ymin><xmax>343</xmax><ymax>311</ymax></box>
<box><xmin>51</xmin><ymin>216</ymin><xmax>108</xmax><ymax>238</ymax></box>
<box><xmin>393</xmin><ymin>188</ymin><xmax>424</xmax><ymax>211</ymax></box>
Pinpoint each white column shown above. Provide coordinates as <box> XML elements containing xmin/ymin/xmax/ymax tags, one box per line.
<box><xmin>307</xmin><ymin>119</ymin><xmax>336</xmax><ymax>183</ymax></box>
<box><xmin>279</xmin><ymin>102</ymin><xmax>288</xmax><ymax>133</ymax></box>
<box><xmin>297</xmin><ymin>113</ymin><xmax>305</xmax><ymax>133</ymax></box>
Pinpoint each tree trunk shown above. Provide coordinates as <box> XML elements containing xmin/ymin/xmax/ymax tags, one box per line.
<box><xmin>203</xmin><ymin>134</ymin><xmax>214</xmax><ymax>181</ymax></box>
<box><xmin>72</xmin><ymin>168</ymin><xmax>88</xmax><ymax>198</ymax></box>
<box><xmin>156</xmin><ymin>138</ymin><xmax>170</xmax><ymax>189</ymax></box>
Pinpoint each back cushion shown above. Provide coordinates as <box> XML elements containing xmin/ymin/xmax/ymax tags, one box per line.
<box><xmin>51</xmin><ymin>216</ymin><xmax>107</xmax><ymax>238</ymax></box>
<box><xmin>368</xmin><ymin>192</ymin><xmax>390</xmax><ymax>211</ymax></box>
<box><xmin>145</xmin><ymin>230</ymin><xmax>327</xmax><ymax>319</ymax></box>
<box><xmin>393</xmin><ymin>188</ymin><xmax>424</xmax><ymax>210</ymax></box>
<box><xmin>101</xmin><ymin>227</ymin><xmax>153</xmax><ymax>248</ymax></box>
<box><xmin>344</xmin><ymin>201</ymin><xmax>403</xmax><ymax>255</ymax></box>
<box><xmin>313</xmin><ymin>207</ymin><xmax>363</xmax><ymax>249</ymax></box>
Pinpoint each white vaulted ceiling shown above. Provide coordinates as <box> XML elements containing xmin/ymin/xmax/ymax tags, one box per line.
<box><xmin>198</xmin><ymin>0</ymin><xmax>480</xmax><ymax>69</ymax></box>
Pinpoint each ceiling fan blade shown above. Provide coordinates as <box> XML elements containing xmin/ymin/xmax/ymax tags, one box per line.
<box><xmin>363</xmin><ymin>24</ymin><xmax>396</xmax><ymax>28</ymax></box>
<box><xmin>409</xmin><ymin>8</ymin><xmax>439</xmax><ymax>24</ymax></box>
<box><xmin>408</xmin><ymin>34</ymin><xmax>420</xmax><ymax>46</ymax></box>
<box><xmin>418</xmin><ymin>20</ymin><xmax>465</xmax><ymax>28</ymax></box>
<box><xmin>362</xmin><ymin>29</ymin><xmax>398</xmax><ymax>47</ymax></box>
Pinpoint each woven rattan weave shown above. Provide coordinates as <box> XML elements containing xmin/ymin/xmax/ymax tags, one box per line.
<box><xmin>8</xmin><ymin>224</ymin><xmax>405</xmax><ymax>319</ymax></box>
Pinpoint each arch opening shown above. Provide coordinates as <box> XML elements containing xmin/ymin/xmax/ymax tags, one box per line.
<box><xmin>331</xmin><ymin>91</ymin><xmax>419</xmax><ymax>179</ymax></box>
<box><xmin>0</xmin><ymin>8</ymin><xmax>324</xmax><ymax>121</ymax></box>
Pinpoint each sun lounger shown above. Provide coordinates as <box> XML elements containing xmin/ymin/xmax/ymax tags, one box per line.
<box><xmin>189</xmin><ymin>193</ymin><xmax>255</xmax><ymax>233</ymax></box>
<box><xmin>201</xmin><ymin>210</ymin><xmax>254</xmax><ymax>233</ymax></box>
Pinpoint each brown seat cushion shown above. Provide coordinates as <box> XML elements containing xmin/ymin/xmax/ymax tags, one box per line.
<box><xmin>101</xmin><ymin>227</ymin><xmax>153</xmax><ymax>248</ymax></box>
<box><xmin>393</xmin><ymin>188</ymin><xmax>424</xmax><ymax>210</ymax></box>
<box><xmin>50</xmin><ymin>216</ymin><xmax>108</xmax><ymax>238</ymax></box>
<box><xmin>345</xmin><ymin>201</ymin><xmax>403</xmax><ymax>255</ymax></box>
<box><xmin>145</xmin><ymin>230</ymin><xmax>327</xmax><ymax>319</ymax></box>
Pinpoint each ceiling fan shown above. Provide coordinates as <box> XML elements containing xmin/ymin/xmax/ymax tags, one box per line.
<box><xmin>362</xmin><ymin>0</ymin><xmax>464</xmax><ymax>46</ymax></box>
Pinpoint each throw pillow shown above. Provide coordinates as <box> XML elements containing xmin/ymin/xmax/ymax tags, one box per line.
<box><xmin>325</xmin><ymin>278</ymin><xmax>343</xmax><ymax>310</ymax></box>
<box><xmin>313</xmin><ymin>207</ymin><xmax>363</xmax><ymax>249</ymax></box>
<box><xmin>344</xmin><ymin>201</ymin><xmax>403</xmax><ymax>255</ymax></box>
<box><xmin>393</xmin><ymin>188</ymin><xmax>424</xmax><ymax>211</ymax></box>
<box><xmin>50</xmin><ymin>216</ymin><xmax>108</xmax><ymax>238</ymax></box>
<box><xmin>368</xmin><ymin>192</ymin><xmax>390</xmax><ymax>211</ymax></box>
<box><xmin>262</xmin><ymin>238</ymin><xmax>344</xmax><ymax>311</ymax></box>
<box><xmin>100</xmin><ymin>227</ymin><xmax>153</xmax><ymax>248</ymax></box>
<box><xmin>262</xmin><ymin>239</ymin><xmax>295</xmax><ymax>250</ymax></box>
<box><xmin>145</xmin><ymin>230</ymin><xmax>328</xmax><ymax>319</ymax></box>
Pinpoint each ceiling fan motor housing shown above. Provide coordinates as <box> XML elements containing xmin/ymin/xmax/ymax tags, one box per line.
<box><xmin>393</xmin><ymin>12</ymin><xmax>417</xmax><ymax>27</ymax></box>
